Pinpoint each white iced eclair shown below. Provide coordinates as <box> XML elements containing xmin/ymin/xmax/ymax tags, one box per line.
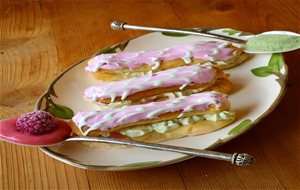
<box><xmin>71</xmin><ymin>92</ymin><xmax>235</xmax><ymax>143</ymax></box>
<box><xmin>85</xmin><ymin>41</ymin><xmax>249</xmax><ymax>81</ymax></box>
<box><xmin>84</xmin><ymin>65</ymin><xmax>232</xmax><ymax>108</ymax></box>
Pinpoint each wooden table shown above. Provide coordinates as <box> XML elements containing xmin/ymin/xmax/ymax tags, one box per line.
<box><xmin>1</xmin><ymin>0</ymin><xmax>300</xmax><ymax>189</ymax></box>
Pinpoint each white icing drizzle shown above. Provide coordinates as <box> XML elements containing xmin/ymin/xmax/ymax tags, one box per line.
<box><xmin>121</xmin><ymin>90</ymin><xmax>131</xmax><ymax>100</ymax></box>
<box><xmin>177</xmin><ymin>112</ymin><xmax>185</xmax><ymax>118</ymax></box>
<box><xmin>85</xmin><ymin>65</ymin><xmax>217</xmax><ymax>103</ymax></box>
<box><xmin>185</xmin><ymin>104</ymin><xmax>197</xmax><ymax>112</ymax></box>
<box><xmin>192</xmin><ymin>71</ymin><xmax>199</xmax><ymax>76</ymax></box>
<box><xmin>77</xmin><ymin>111</ymin><xmax>99</xmax><ymax>134</ymax></box>
<box><xmin>146</xmin><ymin>107</ymin><xmax>169</xmax><ymax>118</ymax></box>
<box><xmin>182</xmin><ymin>51</ymin><xmax>193</xmax><ymax>64</ymax></box>
<box><xmin>173</xmin><ymin>98</ymin><xmax>184</xmax><ymax>104</ymax></box>
<box><xmin>166</xmin><ymin>103</ymin><xmax>177</xmax><ymax>108</ymax></box>
<box><xmin>83</xmin><ymin>111</ymin><xmax>116</xmax><ymax>135</ymax></box>
<box><xmin>110</xmin><ymin>94</ymin><xmax>117</xmax><ymax>102</ymax></box>
<box><xmin>179</xmin><ymin>77</ymin><xmax>192</xmax><ymax>90</ymax></box>
<box><xmin>167</xmin><ymin>73</ymin><xmax>176</xmax><ymax>79</ymax></box>
<box><xmin>136</xmin><ymin>107</ymin><xmax>146</xmax><ymax>112</ymax></box>
<box><xmin>92</xmin><ymin>94</ymin><xmax>98</xmax><ymax>102</ymax></box>
<box><xmin>174</xmin><ymin>92</ymin><xmax>183</xmax><ymax>97</ymax></box>
<box><xmin>179</xmin><ymin>84</ymin><xmax>188</xmax><ymax>90</ymax></box>
<box><xmin>151</xmin><ymin>61</ymin><xmax>161</xmax><ymax>70</ymax></box>
<box><xmin>103</xmin><ymin>112</ymin><xmax>115</xmax><ymax>120</ymax></box>
<box><xmin>117</xmin><ymin>111</ymin><xmax>143</xmax><ymax>124</ymax></box>
<box><xmin>74</xmin><ymin>92</ymin><xmax>229</xmax><ymax>134</ymax></box>
<box><xmin>85</xmin><ymin>41</ymin><xmax>237</xmax><ymax>73</ymax></box>
<box><xmin>151</xmin><ymin>57</ymin><xmax>161</xmax><ymax>70</ymax></box>
<box><xmin>77</xmin><ymin>111</ymin><xmax>98</xmax><ymax>128</ymax></box>
<box><xmin>212</xmin><ymin>49</ymin><xmax>219</xmax><ymax>55</ymax></box>
<box><xmin>183</xmin><ymin>78</ymin><xmax>191</xmax><ymax>83</ymax></box>
<box><xmin>156</xmin><ymin>48</ymin><xmax>168</xmax><ymax>56</ymax></box>
<box><xmin>133</xmin><ymin>51</ymin><xmax>145</xmax><ymax>58</ymax></box>
<box><xmin>205</xmin><ymin>42</ymin><xmax>232</xmax><ymax>62</ymax></box>
<box><xmin>144</xmin><ymin>77</ymin><xmax>152</xmax><ymax>82</ymax></box>
<box><xmin>153</xmin><ymin>80</ymin><xmax>163</xmax><ymax>87</ymax></box>
<box><xmin>147</xmin><ymin>101</ymin><xmax>177</xmax><ymax>119</ymax></box>
<box><xmin>218</xmin><ymin>42</ymin><xmax>231</xmax><ymax>48</ymax></box>
<box><xmin>207</xmin><ymin>55</ymin><xmax>216</xmax><ymax>62</ymax></box>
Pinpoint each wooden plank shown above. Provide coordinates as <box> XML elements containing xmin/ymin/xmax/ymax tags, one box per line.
<box><xmin>0</xmin><ymin>0</ymin><xmax>300</xmax><ymax>189</ymax></box>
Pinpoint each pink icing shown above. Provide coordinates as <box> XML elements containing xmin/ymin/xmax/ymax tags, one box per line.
<box><xmin>84</xmin><ymin>65</ymin><xmax>217</xmax><ymax>101</ymax></box>
<box><xmin>0</xmin><ymin>118</ymin><xmax>71</xmax><ymax>146</ymax></box>
<box><xmin>72</xmin><ymin>92</ymin><xmax>228</xmax><ymax>135</ymax></box>
<box><xmin>85</xmin><ymin>41</ymin><xmax>235</xmax><ymax>72</ymax></box>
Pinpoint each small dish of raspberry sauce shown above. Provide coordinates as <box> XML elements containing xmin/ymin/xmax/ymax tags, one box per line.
<box><xmin>0</xmin><ymin>111</ymin><xmax>71</xmax><ymax>146</ymax></box>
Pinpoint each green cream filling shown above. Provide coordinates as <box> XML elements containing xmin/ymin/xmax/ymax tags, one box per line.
<box><xmin>119</xmin><ymin>111</ymin><xmax>234</xmax><ymax>138</ymax></box>
<box><xmin>98</xmin><ymin>87</ymin><xmax>206</xmax><ymax>109</ymax></box>
<box><xmin>141</xmin><ymin>87</ymin><xmax>206</xmax><ymax>103</ymax></box>
<box><xmin>97</xmin><ymin>100</ymin><xmax>132</xmax><ymax>110</ymax></box>
<box><xmin>122</xmin><ymin>71</ymin><xmax>150</xmax><ymax>78</ymax></box>
<box><xmin>121</xmin><ymin>61</ymin><xmax>232</xmax><ymax>79</ymax></box>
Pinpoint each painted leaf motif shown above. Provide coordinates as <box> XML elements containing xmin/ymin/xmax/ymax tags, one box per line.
<box><xmin>46</xmin><ymin>104</ymin><xmax>74</xmax><ymax>119</ymax></box>
<box><xmin>268</xmin><ymin>53</ymin><xmax>284</xmax><ymax>72</ymax></box>
<box><xmin>161</xmin><ymin>28</ymin><xmax>199</xmax><ymax>37</ymax></box>
<box><xmin>161</xmin><ymin>32</ymin><xmax>189</xmax><ymax>37</ymax></box>
<box><xmin>228</xmin><ymin>119</ymin><xmax>252</xmax><ymax>135</ymax></box>
<box><xmin>121</xmin><ymin>161</ymin><xmax>161</xmax><ymax>168</ymax></box>
<box><xmin>118</xmin><ymin>40</ymin><xmax>130</xmax><ymax>51</ymax></box>
<box><xmin>95</xmin><ymin>47</ymin><xmax>117</xmax><ymax>55</ymax></box>
<box><xmin>238</xmin><ymin>31</ymin><xmax>254</xmax><ymax>36</ymax></box>
<box><xmin>251</xmin><ymin>66</ymin><xmax>275</xmax><ymax>77</ymax></box>
<box><xmin>48</xmin><ymin>86</ymin><xmax>58</xmax><ymax>98</ymax></box>
<box><xmin>222</xmin><ymin>29</ymin><xmax>240</xmax><ymax>35</ymax></box>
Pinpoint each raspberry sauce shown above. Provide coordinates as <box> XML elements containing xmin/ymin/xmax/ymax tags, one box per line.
<box><xmin>0</xmin><ymin>118</ymin><xmax>71</xmax><ymax>146</ymax></box>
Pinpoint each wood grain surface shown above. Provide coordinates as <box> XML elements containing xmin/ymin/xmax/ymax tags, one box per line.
<box><xmin>1</xmin><ymin>0</ymin><xmax>300</xmax><ymax>189</ymax></box>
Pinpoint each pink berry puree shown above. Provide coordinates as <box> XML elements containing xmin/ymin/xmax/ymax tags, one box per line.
<box><xmin>0</xmin><ymin>118</ymin><xmax>71</xmax><ymax>146</ymax></box>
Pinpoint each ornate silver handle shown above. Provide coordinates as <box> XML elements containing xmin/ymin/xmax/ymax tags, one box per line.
<box><xmin>111</xmin><ymin>20</ymin><xmax>246</xmax><ymax>44</ymax></box>
<box><xmin>65</xmin><ymin>136</ymin><xmax>255</xmax><ymax>166</ymax></box>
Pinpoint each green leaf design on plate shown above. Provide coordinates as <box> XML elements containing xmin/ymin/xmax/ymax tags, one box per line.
<box><xmin>95</xmin><ymin>47</ymin><xmax>117</xmax><ymax>55</ymax></box>
<box><xmin>48</xmin><ymin>86</ymin><xmax>58</xmax><ymax>98</ymax></box>
<box><xmin>118</xmin><ymin>40</ymin><xmax>130</xmax><ymax>51</ymax></box>
<box><xmin>268</xmin><ymin>53</ymin><xmax>284</xmax><ymax>72</ymax></box>
<box><xmin>46</xmin><ymin>104</ymin><xmax>74</xmax><ymax>119</ymax></box>
<box><xmin>121</xmin><ymin>161</ymin><xmax>161</xmax><ymax>168</ymax></box>
<box><xmin>228</xmin><ymin>119</ymin><xmax>252</xmax><ymax>135</ymax></box>
<box><xmin>251</xmin><ymin>66</ymin><xmax>275</xmax><ymax>77</ymax></box>
<box><xmin>161</xmin><ymin>28</ymin><xmax>198</xmax><ymax>37</ymax></box>
<box><xmin>222</xmin><ymin>29</ymin><xmax>240</xmax><ymax>35</ymax></box>
<box><xmin>251</xmin><ymin>53</ymin><xmax>285</xmax><ymax>77</ymax></box>
<box><xmin>238</xmin><ymin>31</ymin><xmax>254</xmax><ymax>36</ymax></box>
<box><xmin>161</xmin><ymin>32</ymin><xmax>189</xmax><ymax>37</ymax></box>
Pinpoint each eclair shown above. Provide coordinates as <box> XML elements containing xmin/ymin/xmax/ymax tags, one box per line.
<box><xmin>84</xmin><ymin>65</ymin><xmax>232</xmax><ymax>108</ymax></box>
<box><xmin>85</xmin><ymin>41</ymin><xmax>249</xmax><ymax>81</ymax></box>
<box><xmin>71</xmin><ymin>92</ymin><xmax>235</xmax><ymax>143</ymax></box>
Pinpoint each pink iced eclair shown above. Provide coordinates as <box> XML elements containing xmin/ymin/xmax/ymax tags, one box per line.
<box><xmin>85</xmin><ymin>41</ymin><xmax>249</xmax><ymax>81</ymax></box>
<box><xmin>71</xmin><ymin>91</ymin><xmax>235</xmax><ymax>143</ymax></box>
<box><xmin>84</xmin><ymin>65</ymin><xmax>232</xmax><ymax>108</ymax></box>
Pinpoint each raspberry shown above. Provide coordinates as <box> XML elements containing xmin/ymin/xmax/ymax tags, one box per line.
<box><xmin>16</xmin><ymin>111</ymin><xmax>57</xmax><ymax>135</ymax></box>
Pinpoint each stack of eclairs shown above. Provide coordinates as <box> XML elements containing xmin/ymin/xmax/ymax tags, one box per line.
<box><xmin>71</xmin><ymin>41</ymin><xmax>249</xmax><ymax>143</ymax></box>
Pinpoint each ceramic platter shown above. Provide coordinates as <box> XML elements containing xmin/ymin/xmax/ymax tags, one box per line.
<box><xmin>36</xmin><ymin>28</ymin><xmax>287</xmax><ymax>170</ymax></box>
